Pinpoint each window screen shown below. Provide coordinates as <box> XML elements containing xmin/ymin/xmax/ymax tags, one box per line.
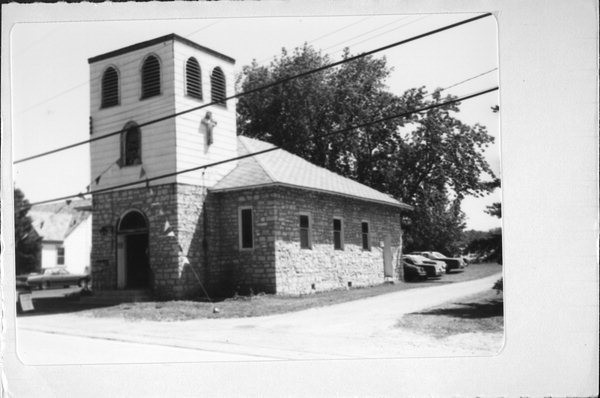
<box><xmin>141</xmin><ymin>55</ymin><xmax>161</xmax><ymax>99</ymax></box>
<box><xmin>122</xmin><ymin>123</ymin><xmax>141</xmax><ymax>166</ymax></box>
<box><xmin>240</xmin><ymin>208</ymin><xmax>253</xmax><ymax>249</ymax></box>
<box><xmin>186</xmin><ymin>57</ymin><xmax>202</xmax><ymax>99</ymax></box>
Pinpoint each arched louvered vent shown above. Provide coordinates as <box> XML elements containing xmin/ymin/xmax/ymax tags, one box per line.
<box><xmin>211</xmin><ymin>67</ymin><xmax>226</xmax><ymax>105</ymax></box>
<box><xmin>121</xmin><ymin>122</ymin><xmax>142</xmax><ymax>166</ymax></box>
<box><xmin>186</xmin><ymin>57</ymin><xmax>202</xmax><ymax>99</ymax></box>
<box><xmin>141</xmin><ymin>55</ymin><xmax>161</xmax><ymax>99</ymax></box>
<box><xmin>101</xmin><ymin>67</ymin><xmax>119</xmax><ymax>108</ymax></box>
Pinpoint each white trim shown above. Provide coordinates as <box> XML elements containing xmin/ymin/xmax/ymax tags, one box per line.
<box><xmin>238</xmin><ymin>206</ymin><xmax>254</xmax><ymax>250</ymax></box>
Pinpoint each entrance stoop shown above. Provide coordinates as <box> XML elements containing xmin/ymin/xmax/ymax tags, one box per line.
<box><xmin>80</xmin><ymin>289</ymin><xmax>152</xmax><ymax>305</ymax></box>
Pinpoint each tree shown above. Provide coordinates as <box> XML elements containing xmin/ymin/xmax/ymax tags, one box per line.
<box><xmin>237</xmin><ymin>45</ymin><xmax>496</xmax><ymax>253</ymax></box>
<box><xmin>14</xmin><ymin>188</ymin><xmax>41</xmax><ymax>274</ymax></box>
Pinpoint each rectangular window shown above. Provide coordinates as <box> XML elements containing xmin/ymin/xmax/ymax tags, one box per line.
<box><xmin>239</xmin><ymin>208</ymin><xmax>253</xmax><ymax>249</ymax></box>
<box><xmin>299</xmin><ymin>214</ymin><xmax>311</xmax><ymax>249</ymax></box>
<box><xmin>57</xmin><ymin>246</ymin><xmax>65</xmax><ymax>265</ymax></box>
<box><xmin>361</xmin><ymin>222</ymin><xmax>370</xmax><ymax>251</ymax></box>
<box><xmin>333</xmin><ymin>218</ymin><xmax>343</xmax><ymax>250</ymax></box>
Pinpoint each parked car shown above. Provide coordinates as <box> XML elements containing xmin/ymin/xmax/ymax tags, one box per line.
<box><xmin>402</xmin><ymin>261</ymin><xmax>427</xmax><ymax>282</ymax></box>
<box><xmin>411</xmin><ymin>251</ymin><xmax>467</xmax><ymax>273</ymax></box>
<box><xmin>26</xmin><ymin>267</ymin><xmax>90</xmax><ymax>290</ymax></box>
<box><xmin>402</xmin><ymin>254</ymin><xmax>445</xmax><ymax>277</ymax></box>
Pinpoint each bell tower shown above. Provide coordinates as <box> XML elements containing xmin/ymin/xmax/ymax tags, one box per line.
<box><xmin>88</xmin><ymin>34</ymin><xmax>236</xmax><ymax>298</ymax></box>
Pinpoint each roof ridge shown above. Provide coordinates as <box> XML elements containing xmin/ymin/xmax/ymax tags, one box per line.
<box><xmin>239</xmin><ymin>136</ymin><xmax>277</xmax><ymax>183</ymax></box>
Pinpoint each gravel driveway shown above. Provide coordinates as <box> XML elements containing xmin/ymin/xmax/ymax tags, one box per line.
<box><xmin>17</xmin><ymin>272</ymin><xmax>503</xmax><ymax>363</ymax></box>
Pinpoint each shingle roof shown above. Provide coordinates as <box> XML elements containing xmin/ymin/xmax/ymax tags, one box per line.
<box><xmin>211</xmin><ymin>136</ymin><xmax>412</xmax><ymax>209</ymax></box>
<box><xmin>30</xmin><ymin>200</ymin><xmax>91</xmax><ymax>242</ymax></box>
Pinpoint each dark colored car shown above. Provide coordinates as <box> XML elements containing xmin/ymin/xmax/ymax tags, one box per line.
<box><xmin>411</xmin><ymin>251</ymin><xmax>466</xmax><ymax>273</ymax></box>
<box><xmin>26</xmin><ymin>267</ymin><xmax>90</xmax><ymax>290</ymax></box>
<box><xmin>402</xmin><ymin>261</ymin><xmax>427</xmax><ymax>282</ymax></box>
<box><xmin>402</xmin><ymin>255</ymin><xmax>444</xmax><ymax>277</ymax></box>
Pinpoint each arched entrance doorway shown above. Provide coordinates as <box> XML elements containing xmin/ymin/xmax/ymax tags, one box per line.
<box><xmin>116</xmin><ymin>210</ymin><xmax>150</xmax><ymax>289</ymax></box>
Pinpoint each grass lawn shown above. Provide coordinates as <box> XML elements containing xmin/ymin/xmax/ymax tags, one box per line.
<box><xmin>22</xmin><ymin>262</ymin><xmax>502</xmax><ymax>322</ymax></box>
<box><xmin>395</xmin><ymin>289</ymin><xmax>504</xmax><ymax>338</ymax></box>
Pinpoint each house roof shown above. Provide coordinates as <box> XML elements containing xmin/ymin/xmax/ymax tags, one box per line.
<box><xmin>29</xmin><ymin>199</ymin><xmax>91</xmax><ymax>242</ymax></box>
<box><xmin>210</xmin><ymin>136</ymin><xmax>412</xmax><ymax>209</ymax></box>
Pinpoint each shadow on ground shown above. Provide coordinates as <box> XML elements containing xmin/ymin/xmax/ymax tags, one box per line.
<box><xmin>413</xmin><ymin>298</ymin><xmax>503</xmax><ymax>319</ymax></box>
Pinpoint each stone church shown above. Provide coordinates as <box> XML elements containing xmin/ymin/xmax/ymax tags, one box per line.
<box><xmin>88</xmin><ymin>34</ymin><xmax>411</xmax><ymax>299</ymax></box>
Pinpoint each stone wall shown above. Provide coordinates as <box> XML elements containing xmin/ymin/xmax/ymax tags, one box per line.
<box><xmin>91</xmin><ymin>183</ymin><xmax>206</xmax><ymax>299</ymax></box>
<box><xmin>207</xmin><ymin>188</ymin><xmax>278</xmax><ymax>295</ymax></box>
<box><xmin>207</xmin><ymin>185</ymin><xmax>403</xmax><ymax>296</ymax></box>
<box><xmin>274</xmin><ymin>186</ymin><xmax>403</xmax><ymax>295</ymax></box>
<box><xmin>92</xmin><ymin>183</ymin><xmax>404</xmax><ymax>299</ymax></box>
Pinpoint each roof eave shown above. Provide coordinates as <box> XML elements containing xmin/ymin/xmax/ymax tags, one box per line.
<box><xmin>209</xmin><ymin>181</ymin><xmax>413</xmax><ymax>210</ymax></box>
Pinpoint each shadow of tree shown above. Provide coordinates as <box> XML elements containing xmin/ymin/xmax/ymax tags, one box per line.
<box><xmin>413</xmin><ymin>299</ymin><xmax>503</xmax><ymax>319</ymax></box>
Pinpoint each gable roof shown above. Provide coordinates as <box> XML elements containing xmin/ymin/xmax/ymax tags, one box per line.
<box><xmin>29</xmin><ymin>200</ymin><xmax>92</xmax><ymax>242</ymax></box>
<box><xmin>210</xmin><ymin>136</ymin><xmax>412</xmax><ymax>209</ymax></box>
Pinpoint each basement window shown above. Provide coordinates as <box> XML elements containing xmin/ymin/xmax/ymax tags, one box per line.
<box><xmin>101</xmin><ymin>66</ymin><xmax>119</xmax><ymax>108</ymax></box>
<box><xmin>239</xmin><ymin>207</ymin><xmax>253</xmax><ymax>250</ymax></box>
<box><xmin>185</xmin><ymin>57</ymin><xmax>202</xmax><ymax>100</ymax></box>
<box><xmin>141</xmin><ymin>55</ymin><xmax>161</xmax><ymax>99</ymax></box>
<box><xmin>299</xmin><ymin>214</ymin><xmax>311</xmax><ymax>249</ymax></box>
<box><xmin>211</xmin><ymin>67</ymin><xmax>226</xmax><ymax>105</ymax></box>
<box><xmin>333</xmin><ymin>218</ymin><xmax>344</xmax><ymax>250</ymax></box>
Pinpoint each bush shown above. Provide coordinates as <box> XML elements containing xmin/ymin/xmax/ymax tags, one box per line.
<box><xmin>492</xmin><ymin>278</ymin><xmax>503</xmax><ymax>294</ymax></box>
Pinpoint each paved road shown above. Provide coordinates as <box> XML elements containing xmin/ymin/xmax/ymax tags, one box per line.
<box><xmin>16</xmin><ymin>273</ymin><xmax>503</xmax><ymax>364</ymax></box>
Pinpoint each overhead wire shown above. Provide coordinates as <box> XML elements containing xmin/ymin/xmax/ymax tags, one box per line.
<box><xmin>13</xmin><ymin>12</ymin><xmax>493</xmax><ymax>165</ymax></box>
<box><xmin>24</xmin><ymin>85</ymin><xmax>499</xmax><ymax>208</ymax></box>
<box><xmin>14</xmin><ymin>21</ymin><xmax>222</xmax><ymax>115</ymax></box>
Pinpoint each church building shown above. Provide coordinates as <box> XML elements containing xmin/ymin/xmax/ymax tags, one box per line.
<box><xmin>88</xmin><ymin>34</ymin><xmax>411</xmax><ymax>299</ymax></box>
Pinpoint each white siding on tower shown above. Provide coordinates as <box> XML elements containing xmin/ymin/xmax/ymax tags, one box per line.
<box><xmin>89</xmin><ymin>41</ymin><xmax>177</xmax><ymax>192</ymax></box>
<box><xmin>172</xmin><ymin>41</ymin><xmax>238</xmax><ymax>188</ymax></box>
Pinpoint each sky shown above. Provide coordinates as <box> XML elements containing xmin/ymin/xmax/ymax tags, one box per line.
<box><xmin>10</xmin><ymin>12</ymin><xmax>500</xmax><ymax>231</ymax></box>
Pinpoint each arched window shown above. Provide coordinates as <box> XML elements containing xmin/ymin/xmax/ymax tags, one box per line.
<box><xmin>101</xmin><ymin>66</ymin><xmax>119</xmax><ymax>108</ymax></box>
<box><xmin>211</xmin><ymin>67</ymin><xmax>226</xmax><ymax>105</ymax></box>
<box><xmin>121</xmin><ymin>122</ymin><xmax>142</xmax><ymax>166</ymax></box>
<box><xmin>141</xmin><ymin>55</ymin><xmax>161</xmax><ymax>99</ymax></box>
<box><xmin>185</xmin><ymin>57</ymin><xmax>202</xmax><ymax>99</ymax></box>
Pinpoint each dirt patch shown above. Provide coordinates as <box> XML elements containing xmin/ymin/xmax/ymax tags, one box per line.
<box><xmin>395</xmin><ymin>290</ymin><xmax>503</xmax><ymax>339</ymax></box>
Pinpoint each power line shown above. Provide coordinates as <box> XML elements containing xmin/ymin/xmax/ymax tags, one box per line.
<box><xmin>13</xmin><ymin>12</ymin><xmax>493</xmax><ymax>165</ymax></box>
<box><xmin>14</xmin><ymin>23</ymin><xmax>223</xmax><ymax>116</ymax></box>
<box><xmin>25</xmin><ymin>86</ymin><xmax>498</xmax><ymax>207</ymax></box>
<box><xmin>253</xmin><ymin>16</ymin><xmax>374</xmax><ymax>66</ymax></box>
<box><xmin>325</xmin><ymin>16</ymin><xmax>429</xmax><ymax>57</ymax></box>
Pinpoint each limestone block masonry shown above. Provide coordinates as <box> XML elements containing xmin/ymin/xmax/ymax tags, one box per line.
<box><xmin>91</xmin><ymin>183</ymin><xmax>206</xmax><ymax>299</ymax></box>
<box><xmin>209</xmin><ymin>186</ymin><xmax>403</xmax><ymax>296</ymax></box>
<box><xmin>92</xmin><ymin>183</ymin><xmax>404</xmax><ymax>299</ymax></box>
